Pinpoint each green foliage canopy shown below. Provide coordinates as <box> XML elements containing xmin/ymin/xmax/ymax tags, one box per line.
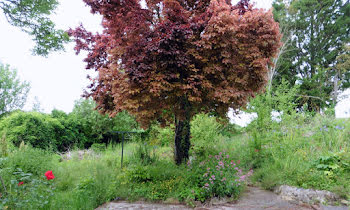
<box><xmin>0</xmin><ymin>0</ymin><xmax>69</xmax><ymax>55</ymax></box>
<box><xmin>272</xmin><ymin>0</ymin><xmax>350</xmax><ymax>111</ymax></box>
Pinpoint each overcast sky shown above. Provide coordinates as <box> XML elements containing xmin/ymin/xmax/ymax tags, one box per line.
<box><xmin>0</xmin><ymin>0</ymin><xmax>348</xmax><ymax>126</ymax></box>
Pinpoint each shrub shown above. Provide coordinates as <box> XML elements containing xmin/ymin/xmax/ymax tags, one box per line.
<box><xmin>70</xmin><ymin>98</ymin><xmax>139</xmax><ymax>147</ymax></box>
<box><xmin>0</xmin><ymin>111</ymin><xmax>64</xmax><ymax>151</ymax></box>
<box><xmin>190</xmin><ymin>113</ymin><xmax>222</xmax><ymax>156</ymax></box>
<box><xmin>178</xmin><ymin>151</ymin><xmax>252</xmax><ymax>203</ymax></box>
<box><xmin>147</xmin><ymin>124</ymin><xmax>174</xmax><ymax>146</ymax></box>
<box><xmin>51</xmin><ymin>109</ymin><xmax>87</xmax><ymax>151</ymax></box>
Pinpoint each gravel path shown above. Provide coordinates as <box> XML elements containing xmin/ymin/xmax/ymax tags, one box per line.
<box><xmin>96</xmin><ymin>187</ymin><xmax>348</xmax><ymax>210</ymax></box>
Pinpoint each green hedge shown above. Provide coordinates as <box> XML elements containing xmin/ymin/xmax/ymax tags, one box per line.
<box><xmin>0</xmin><ymin>111</ymin><xmax>65</xmax><ymax>151</ymax></box>
<box><xmin>0</xmin><ymin>99</ymin><xmax>140</xmax><ymax>152</ymax></box>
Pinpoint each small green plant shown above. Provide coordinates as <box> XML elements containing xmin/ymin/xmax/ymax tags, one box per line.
<box><xmin>90</xmin><ymin>143</ymin><xmax>106</xmax><ymax>153</ymax></box>
<box><xmin>132</xmin><ymin>143</ymin><xmax>158</xmax><ymax>165</ymax></box>
<box><xmin>313</xmin><ymin>151</ymin><xmax>350</xmax><ymax>179</ymax></box>
<box><xmin>0</xmin><ymin>133</ymin><xmax>8</xmax><ymax>157</ymax></box>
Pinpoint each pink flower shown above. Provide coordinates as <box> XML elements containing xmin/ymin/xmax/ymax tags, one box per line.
<box><xmin>18</xmin><ymin>182</ymin><xmax>24</xmax><ymax>186</ymax></box>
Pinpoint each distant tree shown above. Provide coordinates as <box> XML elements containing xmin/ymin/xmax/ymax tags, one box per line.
<box><xmin>272</xmin><ymin>0</ymin><xmax>350</xmax><ymax>112</ymax></box>
<box><xmin>269</xmin><ymin>0</ymin><xmax>298</xmax><ymax>91</ymax></box>
<box><xmin>69</xmin><ymin>0</ymin><xmax>281</xmax><ymax>164</ymax></box>
<box><xmin>0</xmin><ymin>63</ymin><xmax>30</xmax><ymax>117</ymax></box>
<box><xmin>32</xmin><ymin>96</ymin><xmax>43</xmax><ymax>112</ymax></box>
<box><xmin>0</xmin><ymin>0</ymin><xmax>69</xmax><ymax>56</ymax></box>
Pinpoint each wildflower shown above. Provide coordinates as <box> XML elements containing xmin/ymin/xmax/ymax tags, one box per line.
<box><xmin>237</xmin><ymin>160</ymin><xmax>240</xmax><ymax>164</ymax></box>
<box><xmin>335</xmin><ymin>125</ymin><xmax>344</xmax><ymax>130</ymax></box>
<box><xmin>221</xmin><ymin>177</ymin><xmax>226</xmax><ymax>182</ymax></box>
<box><xmin>204</xmin><ymin>183</ymin><xmax>209</xmax><ymax>187</ymax></box>
<box><xmin>211</xmin><ymin>175</ymin><xmax>216</xmax><ymax>180</ymax></box>
<box><xmin>45</xmin><ymin>170</ymin><xmax>55</xmax><ymax>180</ymax></box>
<box><xmin>218</xmin><ymin>161</ymin><xmax>224</xmax><ymax>167</ymax></box>
<box><xmin>240</xmin><ymin>175</ymin><xmax>246</xmax><ymax>181</ymax></box>
<box><xmin>18</xmin><ymin>181</ymin><xmax>24</xmax><ymax>186</ymax></box>
<box><xmin>203</xmin><ymin>173</ymin><xmax>208</xmax><ymax>177</ymax></box>
<box><xmin>226</xmin><ymin>155</ymin><xmax>230</xmax><ymax>158</ymax></box>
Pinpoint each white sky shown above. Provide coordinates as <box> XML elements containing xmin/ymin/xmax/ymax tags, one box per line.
<box><xmin>0</xmin><ymin>0</ymin><xmax>348</xmax><ymax>125</ymax></box>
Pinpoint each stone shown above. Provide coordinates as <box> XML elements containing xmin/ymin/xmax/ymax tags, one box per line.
<box><xmin>275</xmin><ymin>185</ymin><xmax>340</xmax><ymax>205</ymax></box>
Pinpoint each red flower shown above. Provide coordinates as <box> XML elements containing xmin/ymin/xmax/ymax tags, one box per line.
<box><xmin>18</xmin><ymin>181</ymin><xmax>24</xmax><ymax>186</ymax></box>
<box><xmin>45</xmin><ymin>170</ymin><xmax>55</xmax><ymax>180</ymax></box>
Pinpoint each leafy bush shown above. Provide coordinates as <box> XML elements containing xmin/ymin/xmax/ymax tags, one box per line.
<box><xmin>0</xmin><ymin>111</ymin><xmax>64</xmax><ymax>151</ymax></box>
<box><xmin>190</xmin><ymin>113</ymin><xmax>222</xmax><ymax>156</ymax></box>
<box><xmin>179</xmin><ymin>151</ymin><xmax>252</xmax><ymax>203</ymax></box>
<box><xmin>70</xmin><ymin>98</ymin><xmax>139</xmax><ymax>147</ymax></box>
<box><xmin>51</xmin><ymin>109</ymin><xmax>87</xmax><ymax>151</ymax></box>
<box><xmin>147</xmin><ymin>124</ymin><xmax>174</xmax><ymax>146</ymax></box>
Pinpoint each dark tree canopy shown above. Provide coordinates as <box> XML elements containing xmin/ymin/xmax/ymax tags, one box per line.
<box><xmin>69</xmin><ymin>0</ymin><xmax>281</xmax><ymax>163</ymax></box>
<box><xmin>0</xmin><ymin>0</ymin><xmax>69</xmax><ymax>56</ymax></box>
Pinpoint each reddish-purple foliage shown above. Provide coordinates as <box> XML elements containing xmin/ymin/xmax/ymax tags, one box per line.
<box><xmin>69</xmin><ymin>0</ymin><xmax>282</xmax><ymax>128</ymax></box>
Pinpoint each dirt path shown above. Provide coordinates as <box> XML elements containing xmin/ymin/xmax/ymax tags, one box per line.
<box><xmin>96</xmin><ymin>187</ymin><xmax>348</xmax><ymax>210</ymax></box>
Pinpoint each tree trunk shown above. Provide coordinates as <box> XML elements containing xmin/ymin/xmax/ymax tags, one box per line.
<box><xmin>174</xmin><ymin>98</ymin><xmax>191</xmax><ymax>165</ymax></box>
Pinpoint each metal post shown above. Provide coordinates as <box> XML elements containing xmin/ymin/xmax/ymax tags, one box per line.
<box><xmin>121</xmin><ymin>133</ymin><xmax>124</xmax><ymax>168</ymax></box>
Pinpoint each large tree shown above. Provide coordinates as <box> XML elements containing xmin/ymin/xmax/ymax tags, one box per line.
<box><xmin>0</xmin><ymin>63</ymin><xmax>30</xmax><ymax>117</ymax></box>
<box><xmin>69</xmin><ymin>0</ymin><xmax>281</xmax><ymax>164</ymax></box>
<box><xmin>272</xmin><ymin>0</ymin><xmax>350</xmax><ymax>111</ymax></box>
<box><xmin>0</xmin><ymin>0</ymin><xmax>69</xmax><ymax>56</ymax></box>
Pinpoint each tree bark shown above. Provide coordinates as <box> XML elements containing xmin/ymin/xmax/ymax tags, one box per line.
<box><xmin>174</xmin><ymin>98</ymin><xmax>191</xmax><ymax>165</ymax></box>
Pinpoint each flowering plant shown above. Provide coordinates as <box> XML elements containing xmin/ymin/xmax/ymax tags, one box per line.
<box><xmin>185</xmin><ymin>151</ymin><xmax>253</xmax><ymax>200</ymax></box>
<box><xmin>0</xmin><ymin>168</ymin><xmax>55</xmax><ymax>209</ymax></box>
